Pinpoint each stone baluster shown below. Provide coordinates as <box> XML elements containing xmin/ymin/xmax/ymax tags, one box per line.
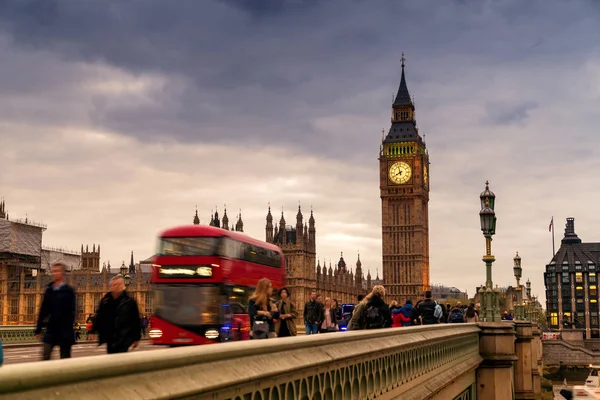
<box><xmin>476</xmin><ymin>322</ymin><xmax>518</xmax><ymax>399</ymax></box>
<box><xmin>530</xmin><ymin>324</ymin><xmax>542</xmax><ymax>394</ymax></box>
<box><xmin>514</xmin><ymin>321</ymin><xmax>535</xmax><ymax>399</ymax></box>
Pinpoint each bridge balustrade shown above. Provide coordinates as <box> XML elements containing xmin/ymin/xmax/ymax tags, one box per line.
<box><xmin>0</xmin><ymin>322</ymin><xmax>543</xmax><ymax>400</ymax></box>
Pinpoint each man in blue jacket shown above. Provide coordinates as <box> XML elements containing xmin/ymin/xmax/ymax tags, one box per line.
<box><xmin>34</xmin><ymin>262</ymin><xmax>76</xmax><ymax>360</ymax></box>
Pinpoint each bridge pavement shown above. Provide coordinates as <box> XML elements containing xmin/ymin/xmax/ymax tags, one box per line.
<box><xmin>2</xmin><ymin>341</ymin><xmax>166</xmax><ymax>365</ymax></box>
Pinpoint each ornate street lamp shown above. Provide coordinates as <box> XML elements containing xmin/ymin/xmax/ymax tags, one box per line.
<box><xmin>479</xmin><ymin>181</ymin><xmax>500</xmax><ymax>321</ymax></box>
<box><xmin>119</xmin><ymin>261</ymin><xmax>131</xmax><ymax>288</ymax></box>
<box><xmin>513</xmin><ymin>252</ymin><xmax>523</xmax><ymax>320</ymax></box>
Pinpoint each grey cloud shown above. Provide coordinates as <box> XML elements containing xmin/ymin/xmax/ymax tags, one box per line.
<box><xmin>1</xmin><ymin>0</ymin><xmax>599</xmax><ymax>160</ymax></box>
<box><xmin>484</xmin><ymin>101</ymin><xmax>538</xmax><ymax>125</ymax></box>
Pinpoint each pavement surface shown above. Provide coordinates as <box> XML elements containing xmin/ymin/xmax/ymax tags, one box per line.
<box><xmin>2</xmin><ymin>340</ymin><xmax>166</xmax><ymax>365</ymax></box>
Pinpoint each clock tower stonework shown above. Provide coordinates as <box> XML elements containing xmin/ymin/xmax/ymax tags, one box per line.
<box><xmin>379</xmin><ymin>55</ymin><xmax>430</xmax><ymax>301</ymax></box>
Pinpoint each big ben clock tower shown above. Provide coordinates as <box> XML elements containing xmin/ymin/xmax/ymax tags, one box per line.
<box><xmin>379</xmin><ymin>54</ymin><xmax>430</xmax><ymax>301</ymax></box>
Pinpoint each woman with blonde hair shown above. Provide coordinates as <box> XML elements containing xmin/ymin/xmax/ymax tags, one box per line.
<box><xmin>248</xmin><ymin>278</ymin><xmax>279</xmax><ymax>339</ymax></box>
<box><xmin>321</xmin><ymin>297</ymin><xmax>339</xmax><ymax>333</ymax></box>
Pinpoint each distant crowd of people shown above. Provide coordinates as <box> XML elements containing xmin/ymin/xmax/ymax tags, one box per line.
<box><xmin>247</xmin><ymin>278</ymin><xmax>522</xmax><ymax>340</ymax></box>
<box><xmin>33</xmin><ymin>262</ymin><xmax>144</xmax><ymax>360</ymax></box>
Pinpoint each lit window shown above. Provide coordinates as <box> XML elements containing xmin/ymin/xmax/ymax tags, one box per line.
<box><xmin>592</xmin><ymin>299</ymin><xmax>598</xmax><ymax>303</ymax></box>
<box><xmin>576</xmin><ymin>272</ymin><xmax>583</xmax><ymax>283</ymax></box>
<box><xmin>550</xmin><ymin>312</ymin><xmax>558</xmax><ymax>326</ymax></box>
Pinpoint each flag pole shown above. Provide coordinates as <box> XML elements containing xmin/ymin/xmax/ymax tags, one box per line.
<box><xmin>552</xmin><ymin>216</ymin><xmax>556</xmax><ymax>257</ymax></box>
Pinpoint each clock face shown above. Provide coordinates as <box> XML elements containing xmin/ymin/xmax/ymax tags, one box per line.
<box><xmin>389</xmin><ymin>161</ymin><xmax>412</xmax><ymax>184</ymax></box>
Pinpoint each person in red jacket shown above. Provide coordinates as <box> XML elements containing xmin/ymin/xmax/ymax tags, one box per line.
<box><xmin>391</xmin><ymin>307</ymin><xmax>411</xmax><ymax>327</ymax></box>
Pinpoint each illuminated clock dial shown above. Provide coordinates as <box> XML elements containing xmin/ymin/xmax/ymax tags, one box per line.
<box><xmin>388</xmin><ymin>161</ymin><xmax>412</xmax><ymax>184</ymax></box>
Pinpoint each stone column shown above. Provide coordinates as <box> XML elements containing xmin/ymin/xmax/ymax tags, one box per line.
<box><xmin>514</xmin><ymin>321</ymin><xmax>535</xmax><ymax>399</ymax></box>
<box><xmin>531</xmin><ymin>325</ymin><xmax>542</xmax><ymax>394</ymax></box>
<box><xmin>476</xmin><ymin>322</ymin><xmax>518</xmax><ymax>400</ymax></box>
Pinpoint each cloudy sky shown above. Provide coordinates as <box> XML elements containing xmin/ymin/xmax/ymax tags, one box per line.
<box><xmin>1</xmin><ymin>0</ymin><xmax>600</xmax><ymax>303</ymax></box>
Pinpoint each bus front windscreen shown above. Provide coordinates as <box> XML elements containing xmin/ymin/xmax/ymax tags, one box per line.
<box><xmin>153</xmin><ymin>284</ymin><xmax>227</xmax><ymax>326</ymax></box>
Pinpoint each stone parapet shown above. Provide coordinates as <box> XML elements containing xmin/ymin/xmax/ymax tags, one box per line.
<box><xmin>476</xmin><ymin>322</ymin><xmax>518</xmax><ymax>400</ymax></box>
<box><xmin>531</xmin><ymin>325</ymin><xmax>542</xmax><ymax>394</ymax></box>
<box><xmin>0</xmin><ymin>324</ymin><xmax>482</xmax><ymax>400</ymax></box>
<box><xmin>514</xmin><ymin>321</ymin><xmax>535</xmax><ymax>399</ymax></box>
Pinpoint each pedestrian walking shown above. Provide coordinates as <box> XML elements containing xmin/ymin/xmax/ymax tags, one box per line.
<box><xmin>93</xmin><ymin>276</ymin><xmax>141</xmax><ymax>354</ymax></box>
<box><xmin>321</xmin><ymin>297</ymin><xmax>339</xmax><ymax>333</ymax></box>
<box><xmin>141</xmin><ymin>315</ymin><xmax>149</xmax><ymax>338</ymax></box>
<box><xmin>74</xmin><ymin>323</ymin><xmax>81</xmax><ymax>342</ymax></box>
<box><xmin>275</xmin><ymin>287</ymin><xmax>297</xmax><ymax>337</ymax></box>
<box><xmin>304</xmin><ymin>290</ymin><xmax>324</xmax><ymax>335</ymax></box>
<box><xmin>85</xmin><ymin>314</ymin><xmax>95</xmax><ymax>341</ymax></box>
<box><xmin>415</xmin><ymin>291</ymin><xmax>439</xmax><ymax>325</ymax></box>
<box><xmin>465</xmin><ymin>305</ymin><xmax>479</xmax><ymax>323</ymax></box>
<box><xmin>34</xmin><ymin>262</ymin><xmax>76</xmax><ymax>360</ymax></box>
<box><xmin>248</xmin><ymin>278</ymin><xmax>279</xmax><ymax>339</ymax></box>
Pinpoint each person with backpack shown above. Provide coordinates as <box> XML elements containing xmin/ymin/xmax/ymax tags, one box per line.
<box><xmin>248</xmin><ymin>278</ymin><xmax>279</xmax><ymax>339</ymax></box>
<box><xmin>447</xmin><ymin>305</ymin><xmax>465</xmax><ymax>323</ymax></box>
<box><xmin>350</xmin><ymin>285</ymin><xmax>392</xmax><ymax>330</ymax></box>
<box><xmin>416</xmin><ymin>291</ymin><xmax>439</xmax><ymax>325</ymax></box>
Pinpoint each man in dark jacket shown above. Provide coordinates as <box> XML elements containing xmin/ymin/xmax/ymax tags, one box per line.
<box><xmin>94</xmin><ymin>276</ymin><xmax>141</xmax><ymax>354</ymax></box>
<box><xmin>304</xmin><ymin>290</ymin><xmax>324</xmax><ymax>335</ymax></box>
<box><xmin>416</xmin><ymin>291</ymin><xmax>439</xmax><ymax>325</ymax></box>
<box><xmin>34</xmin><ymin>262</ymin><xmax>76</xmax><ymax>360</ymax></box>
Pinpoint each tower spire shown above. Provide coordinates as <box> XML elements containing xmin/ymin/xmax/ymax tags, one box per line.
<box><xmin>193</xmin><ymin>206</ymin><xmax>200</xmax><ymax>225</ymax></box>
<box><xmin>393</xmin><ymin>53</ymin><xmax>412</xmax><ymax>107</ymax></box>
<box><xmin>129</xmin><ymin>251</ymin><xmax>135</xmax><ymax>274</ymax></box>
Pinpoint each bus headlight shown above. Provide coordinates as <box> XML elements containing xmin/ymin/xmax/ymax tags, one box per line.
<box><xmin>149</xmin><ymin>329</ymin><xmax>163</xmax><ymax>338</ymax></box>
<box><xmin>205</xmin><ymin>330</ymin><xmax>219</xmax><ymax>339</ymax></box>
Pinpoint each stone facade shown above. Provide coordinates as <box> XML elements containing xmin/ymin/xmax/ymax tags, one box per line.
<box><xmin>379</xmin><ymin>57</ymin><xmax>430</xmax><ymax>301</ymax></box>
<box><xmin>0</xmin><ymin>248</ymin><xmax>153</xmax><ymax>326</ymax></box>
<box><xmin>544</xmin><ymin>217</ymin><xmax>600</xmax><ymax>339</ymax></box>
<box><xmin>0</xmin><ymin>198</ymin><xmax>153</xmax><ymax>325</ymax></box>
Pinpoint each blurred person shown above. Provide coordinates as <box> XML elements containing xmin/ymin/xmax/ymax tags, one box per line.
<box><xmin>94</xmin><ymin>276</ymin><xmax>141</xmax><ymax>353</ymax></box>
<box><xmin>141</xmin><ymin>315</ymin><xmax>149</xmax><ymax>337</ymax></box>
<box><xmin>465</xmin><ymin>305</ymin><xmax>479</xmax><ymax>323</ymax></box>
<box><xmin>34</xmin><ymin>263</ymin><xmax>76</xmax><ymax>360</ymax></box>
<box><xmin>85</xmin><ymin>314</ymin><xmax>95</xmax><ymax>341</ymax></box>
<box><xmin>332</xmin><ymin>299</ymin><xmax>342</xmax><ymax>321</ymax></box>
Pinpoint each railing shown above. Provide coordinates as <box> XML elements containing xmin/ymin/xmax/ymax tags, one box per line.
<box><xmin>0</xmin><ymin>325</ymin><xmax>92</xmax><ymax>345</ymax></box>
<box><xmin>0</xmin><ymin>326</ymin><xmax>37</xmax><ymax>344</ymax></box>
<box><xmin>0</xmin><ymin>324</ymin><xmax>482</xmax><ymax>399</ymax></box>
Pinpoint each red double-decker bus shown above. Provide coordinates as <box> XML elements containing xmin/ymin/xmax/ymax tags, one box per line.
<box><xmin>148</xmin><ymin>225</ymin><xmax>285</xmax><ymax>346</ymax></box>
